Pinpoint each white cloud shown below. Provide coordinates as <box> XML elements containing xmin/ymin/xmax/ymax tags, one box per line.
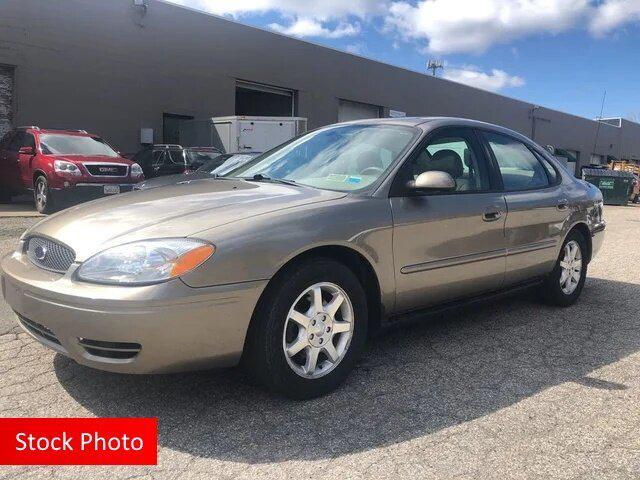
<box><xmin>171</xmin><ymin>0</ymin><xmax>640</xmax><ymax>52</ymax></box>
<box><xmin>385</xmin><ymin>0</ymin><xmax>590</xmax><ymax>54</ymax></box>
<box><xmin>269</xmin><ymin>18</ymin><xmax>360</xmax><ymax>38</ymax></box>
<box><xmin>345</xmin><ymin>42</ymin><xmax>367</xmax><ymax>54</ymax></box>
<box><xmin>442</xmin><ymin>66</ymin><xmax>525</xmax><ymax>92</ymax></box>
<box><xmin>171</xmin><ymin>0</ymin><xmax>385</xmax><ymax>21</ymax></box>
<box><xmin>590</xmin><ymin>0</ymin><xmax>640</xmax><ymax>35</ymax></box>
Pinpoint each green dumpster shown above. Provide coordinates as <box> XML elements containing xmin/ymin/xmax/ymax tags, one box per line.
<box><xmin>583</xmin><ymin>168</ymin><xmax>634</xmax><ymax>206</ymax></box>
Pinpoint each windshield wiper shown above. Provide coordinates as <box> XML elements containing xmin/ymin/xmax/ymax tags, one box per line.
<box><xmin>246</xmin><ymin>174</ymin><xmax>298</xmax><ymax>186</ymax></box>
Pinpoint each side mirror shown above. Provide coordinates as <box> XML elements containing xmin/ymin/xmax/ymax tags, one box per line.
<box><xmin>407</xmin><ymin>171</ymin><xmax>456</xmax><ymax>192</ymax></box>
<box><xmin>19</xmin><ymin>146</ymin><xmax>35</xmax><ymax>156</ymax></box>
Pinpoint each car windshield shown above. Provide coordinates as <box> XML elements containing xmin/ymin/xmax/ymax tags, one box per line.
<box><xmin>185</xmin><ymin>149</ymin><xmax>223</xmax><ymax>169</ymax></box>
<box><xmin>228</xmin><ymin>124</ymin><xmax>418</xmax><ymax>191</ymax></box>
<box><xmin>212</xmin><ymin>153</ymin><xmax>261</xmax><ymax>175</ymax></box>
<box><xmin>39</xmin><ymin>134</ymin><xmax>118</xmax><ymax>157</ymax></box>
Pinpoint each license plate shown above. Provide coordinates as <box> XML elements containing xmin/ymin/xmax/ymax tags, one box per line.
<box><xmin>104</xmin><ymin>185</ymin><xmax>120</xmax><ymax>195</ymax></box>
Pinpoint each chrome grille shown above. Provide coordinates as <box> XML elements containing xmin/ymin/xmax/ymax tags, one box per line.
<box><xmin>26</xmin><ymin>236</ymin><xmax>75</xmax><ymax>273</ymax></box>
<box><xmin>84</xmin><ymin>163</ymin><xmax>128</xmax><ymax>176</ymax></box>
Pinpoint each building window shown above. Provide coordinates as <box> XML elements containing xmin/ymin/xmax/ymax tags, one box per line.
<box><xmin>235</xmin><ymin>81</ymin><xmax>295</xmax><ymax>117</ymax></box>
<box><xmin>338</xmin><ymin>99</ymin><xmax>382</xmax><ymax>122</ymax></box>
<box><xmin>163</xmin><ymin>113</ymin><xmax>193</xmax><ymax>145</ymax></box>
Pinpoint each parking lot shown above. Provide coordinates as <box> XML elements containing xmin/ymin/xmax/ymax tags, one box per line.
<box><xmin>0</xmin><ymin>205</ymin><xmax>638</xmax><ymax>479</ymax></box>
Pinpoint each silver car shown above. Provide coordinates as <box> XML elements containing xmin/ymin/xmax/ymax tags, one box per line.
<box><xmin>1</xmin><ymin>118</ymin><xmax>605</xmax><ymax>399</ymax></box>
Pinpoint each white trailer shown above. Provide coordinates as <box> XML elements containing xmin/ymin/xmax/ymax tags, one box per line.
<box><xmin>179</xmin><ymin>116</ymin><xmax>307</xmax><ymax>154</ymax></box>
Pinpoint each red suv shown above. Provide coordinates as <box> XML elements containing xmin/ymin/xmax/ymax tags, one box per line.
<box><xmin>0</xmin><ymin>127</ymin><xmax>143</xmax><ymax>213</ymax></box>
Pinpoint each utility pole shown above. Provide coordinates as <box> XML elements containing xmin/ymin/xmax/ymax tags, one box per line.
<box><xmin>529</xmin><ymin>105</ymin><xmax>550</xmax><ymax>141</ymax></box>
<box><xmin>427</xmin><ymin>60</ymin><xmax>443</xmax><ymax>76</ymax></box>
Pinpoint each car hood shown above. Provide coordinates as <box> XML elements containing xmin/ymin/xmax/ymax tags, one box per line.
<box><xmin>136</xmin><ymin>172</ymin><xmax>212</xmax><ymax>190</ymax></box>
<box><xmin>53</xmin><ymin>155</ymin><xmax>132</xmax><ymax>165</ymax></box>
<box><xmin>27</xmin><ymin>179</ymin><xmax>346</xmax><ymax>261</ymax></box>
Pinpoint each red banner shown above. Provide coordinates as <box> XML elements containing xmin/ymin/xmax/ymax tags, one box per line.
<box><xmin>0</xmin><ymin>418</ymin><xmax>158</xmax><ymax>465</ymax></box>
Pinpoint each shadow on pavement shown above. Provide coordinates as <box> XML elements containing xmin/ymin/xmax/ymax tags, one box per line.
<box><xmin>55</xmin><ymin>277</ymin><xmax>640</xmax><ymax>463</ymax></box>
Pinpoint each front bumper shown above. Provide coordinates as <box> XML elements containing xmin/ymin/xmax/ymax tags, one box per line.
<box><xmin>51</xmin><ymin>183</ymin><xmax>136</xmax><ymax>207</ymax></box>
<box><xmin>591</xmin><ymin>221</ymin><xmax>606</xmax><ymax>260</ymax></box>
<box><xmin>1</xmin><ymin>252</ymin><xmax>267</xmax><ymax>374</ymax></box>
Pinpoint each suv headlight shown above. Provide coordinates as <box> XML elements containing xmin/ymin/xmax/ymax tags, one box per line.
<box><xmin>54</xmin><ymin>160</ymin><xmax>81</xmax><ymax>176</ymax></box>
<box><xmin>130</xmin><ymin>162</ymin><xmax>143</xmax><ymax>178</ymax></box>
<box><xmin>76</xmin><ymin>239</ymin><xmax>214</xmax><ymax>285</ymax></box>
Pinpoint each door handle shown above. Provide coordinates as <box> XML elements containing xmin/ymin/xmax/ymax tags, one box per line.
<box><xmin>482</xmin><ymin>208</ymin><xmax>503</xmax><ymax>222</ymax></box>
<box><xmin>557</xmin><ymin>199</ymin><xmax>569</xmax><ymax>211</ymax></box>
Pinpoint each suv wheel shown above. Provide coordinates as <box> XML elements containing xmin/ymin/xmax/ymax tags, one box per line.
<box><xmin>245</xmin><ymin>258</ymin><xmax>368</xmax><ymax>399</ymax></box>
<box><xmin>34</xmin><ymin>176</ymin><xmax>54</xmax><ymax>214</ymax></box>
<box><xmin>540</xmin><ymin>230</ymin><xmax>588</xmax><ymax>307</ymax></box>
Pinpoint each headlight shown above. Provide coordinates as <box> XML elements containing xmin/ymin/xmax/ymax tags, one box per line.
<box><xmin>77</xmin><ymin>239</ymin><xmax>214</xmax><ymax>285</ymax></box>
<box><xmin>54</xmin><ymin>160</ymin><xmax>81</xmax><ymax>176</ymax></box>
<box><xmin>130</xmin><ymin>162</ymin><xmax>143</xmax><ymax>178</ymax></box>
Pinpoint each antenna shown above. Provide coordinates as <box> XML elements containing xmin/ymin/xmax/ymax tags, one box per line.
<box><xmin>592</xmin><ymin>90</ymin><xmax>607</xmax><ymax>160</ymax></box>
<box><xmin>427</xmin><ymin>59</ymin><xmax>443</xmax><ymax>76</ymax></box>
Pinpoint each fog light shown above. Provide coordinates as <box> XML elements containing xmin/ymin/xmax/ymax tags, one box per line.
<box><xmin>63</xmin><ymin>181</ymin><xmax>70</xmax><ymax>187</ymax></box>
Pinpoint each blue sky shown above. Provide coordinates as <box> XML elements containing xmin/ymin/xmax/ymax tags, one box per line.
<box><xmin>173</xmin><ymin>0</ymin><xmax>640</xmax><ymax>121</ymax></box>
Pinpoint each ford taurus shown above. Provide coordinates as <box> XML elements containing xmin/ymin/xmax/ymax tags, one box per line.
<box><xmin>0</xmin><ymin>118</ymin><xmax>606</xmax><ymax>398</ymax></box>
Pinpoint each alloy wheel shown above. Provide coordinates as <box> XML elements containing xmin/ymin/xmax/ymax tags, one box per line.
<box><xmin>559</xmin><ymin>240</ymin><xmax>582</xmax><ymax>295</ymax></box>
<box><xmin>35</xmin><ymin>178</ymin><xmax>47</xmax><ymax>211</ymax></box>
<box><xmin>282</xmin><ymin>282</ymin><xmax>354</xmax><ymax>379</ymax></box>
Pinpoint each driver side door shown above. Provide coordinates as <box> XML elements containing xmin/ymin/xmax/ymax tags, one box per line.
<box><xmin>390</xmin><ymin>127</ymin><xmax>507</xmax><ymax>313</ymax></box>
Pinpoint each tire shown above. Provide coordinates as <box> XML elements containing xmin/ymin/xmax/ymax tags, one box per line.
<box><xmin>0</xmin><ymin>191</ymin><xmax>11</xmax><ymax>203</ymax></box>
<box><xmin>34</xmin><ymin>175</ymin><xmax>55</xmax><ymax>214</ymax></box>
<box><xmin>244</xmin><ymin>258</ymin><xmax>368</xmax><ymax>399</ymax></box>
<box><xmin>540</xmin><ymin>230</ymin><xmax>588</xmax><ymax>307</ymax></box>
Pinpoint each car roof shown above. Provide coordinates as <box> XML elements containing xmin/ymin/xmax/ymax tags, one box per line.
<box><xmin>17</xmin><ymin>127</ymin><xmax>97</xmax><ymax>136</ymax></box>
<box><xmin>337</xmin><ymin>116</ymin><xmax>532</xmax><ymax>141</ymax></box>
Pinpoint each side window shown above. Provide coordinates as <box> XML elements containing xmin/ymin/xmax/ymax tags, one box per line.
<box><xmin>483</xmin><ymin>132</ymin><xmax>549</xmax><ymax>191</ymax></box>
<box><xmin>152</xmin><ymin>150</ymin><xmax>165</xmax><ymax>168</ymax></box>
<box><xmin>402</xmin><ymin>130</ymin><xmax>491</xmax><ymax>192</ymax></box>
<box><xmin>23</xmin><ymin>133</ymin><xmax>35</xmax><ymax>149</ymax></box>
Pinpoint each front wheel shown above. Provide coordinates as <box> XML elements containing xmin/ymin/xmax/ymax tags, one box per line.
<box><xmin>245</xmin><ymin>258</ymin><xmax>368</xmax><ymax>399</ymax></box>
<box><xmin>34</xmin><ymin>175</ymin><xmax>55</xmax><ymax>214</ymax></box>
<box><xmin>540</xmin><ymin>230</ymin><xmax>588</xmax><ymax>307</ymax></box>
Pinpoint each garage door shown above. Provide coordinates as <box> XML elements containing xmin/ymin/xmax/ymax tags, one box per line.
<box><xmin>236</xmin><ymin>81</ymin><xmax>294</xmax><ymax>117</ymax></box>
<box><xmin>0</xmin><ymin>65</ymin><xmax>14</xmax><ymax>139</ymax></box>
<box><xmin>338</xmin><ymin>99</ymin><xmax>382</xmax><ymax>122</ymax></box>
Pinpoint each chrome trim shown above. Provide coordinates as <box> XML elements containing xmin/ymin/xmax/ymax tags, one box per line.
<box><xmin>505</xmin><ymin>239</ymin><xmax>557</xmax><ymax>256</ymax></box>
<box><xmin>74</xmin><ymin>183</ymin><xmax>134</xmax><ymax>187</ymax></box>
<box><xmin>82</xmin><ymin>162</ymin><xmax>129</xmax><ymax>178</ymax></box>
<box><xmin>401</xmin><ymin>239</ymin><xmax>558</xmax><ymax>274</ymax></box>
<box><xmin>401</xmin><ymin>248</ymin><xmax>506</xmax><ymax>274</ymax></box>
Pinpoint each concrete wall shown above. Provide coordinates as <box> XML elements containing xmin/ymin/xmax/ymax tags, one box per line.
<box><xmin>0</xmin><ymin>0</ymin><xmax>638</xmax><ymax>166</ymax></box>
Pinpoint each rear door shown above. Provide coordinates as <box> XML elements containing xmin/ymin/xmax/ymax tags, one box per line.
<box><xmin>479</xmin><ymin>130</ymin><xmax>569</xmax><ymax>285</ymax></box>
<box><xmin>390</xmin><ymin>127</ymin><xmax>507</xmax><ymax>312</ymax></box>
<box><xmin>17</xmin><ymin>131</ymin><xmax>36</xmax><ymax>188</ymax></box>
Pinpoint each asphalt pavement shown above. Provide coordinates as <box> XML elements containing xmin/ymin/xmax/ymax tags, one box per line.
<box><xmin>1</xmin><ymin>206</ymin><xmax>639</xmax><ymax>479</ymax></box>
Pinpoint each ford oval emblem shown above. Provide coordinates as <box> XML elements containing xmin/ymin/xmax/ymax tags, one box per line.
<box><xmin>34</xmin><ymin>245</ymin><xmax>48</xmax><ymax>261</ymax></box>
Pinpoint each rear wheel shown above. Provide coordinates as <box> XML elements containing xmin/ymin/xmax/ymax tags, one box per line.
<box><xmin>245</xmin><ymin>258</ymin><xmax>368</xmax><ymax>399</ymax></box>
<box><xmin>540</xmin><ymin>230</ymin><xmax>588</xmax><ymax>306</ymax></box>
<box><xmin>34</xmin><ymin>175</ymin><xmax>55</xmax><ymax>214</ymax></box>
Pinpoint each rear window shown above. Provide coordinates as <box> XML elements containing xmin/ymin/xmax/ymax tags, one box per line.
<box><xmin>167</xmin><ymin>149</ymin><xmax>185</xmax><ymax>165</ymax></box>
<box><xmin>40</xmin><ymin>134</ymin><xmax>118</xmax><ymax>157</ymax></box>
<box><xmin>484</xmin><ymin>132</ymin><xmax>550</xmax><ymax>191</ymax></box>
